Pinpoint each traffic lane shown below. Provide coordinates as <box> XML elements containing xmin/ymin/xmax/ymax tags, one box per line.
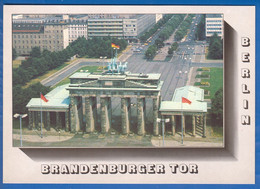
<box><xmin>44</xmin><ymin>61</ymin><xmax>101</xmax><ymax>87</ymax></box>
<box><xmin>160</xmin><ymin>62</ymin><xmax>182</xmax><ymax>100</ymax></box>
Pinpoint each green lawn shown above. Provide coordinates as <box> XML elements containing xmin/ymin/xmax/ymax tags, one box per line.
<box><xmin>211</xmin><ymin>126</ymin><xmax>223</xmax><ymax>137</ymax></box>
<box><xmin>12</xmin><ymin>60</ymin><xmax>22</xmax><ymax>68</ymax></box>
<box><xmin>200</xmin><ymin>67</ymin><xmax>223</xmax><ymax>99</ymax></box>
<box><xmin>52</xmin><ymin>66</ymin><xmax>101</xmax><ymax>88</ymax></box>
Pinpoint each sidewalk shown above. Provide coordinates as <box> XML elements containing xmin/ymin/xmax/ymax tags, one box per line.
<box><xmin>13</xmin><ymin>134</ymin><xmax>73</xmax><ymax>143</ymax></box>
<box><xmin>13</xmin><ymin>128</ymin><xmax>74</xmax><ymax>143</ymax></box>
<box><xmin>151</xmin><ymin>139</ymin><xmax>223</xmax><ymax>147</ymax></box>
<box><xmin>187</xmin><ymin>67</ymin><xmax>200</xmax><ymax>86</ymax></box>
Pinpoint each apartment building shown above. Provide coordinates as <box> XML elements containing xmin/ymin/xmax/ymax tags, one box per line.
<box><xmin>68</xmin><ymin>20</ymin><xmax>88</xmax><ymax>43</ymax></box>
<box><xmin>205</xmin><ymin>14</ymin><xmax>224</xmax><ymax>38</ymax></box>
<box><xmin>88</xmin><ymin>18</ymin><xmax>124</xmax><ymax>38</ymax></box>
<box><xmin>88</xmin><ymin>14</ymin><xmax>156</xmax><ymax>41</ymax></box>
<box><xmin>12</xmin><ymin>22</ymin><xmax>69</xmax><ymax>55</ymax></box>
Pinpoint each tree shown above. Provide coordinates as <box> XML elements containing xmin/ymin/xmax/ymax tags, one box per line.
<box><xmin>171</xmin><ymin>42</ymin><xmax>178</xmax><ymax>51</ymax></box>
<box><xmin>13</xmin><ymin>83</ymin><xmax>50</xmax><ymax>114</ymax></box>
<box><xmin>168</xmin><ymin>47</ymin><xmax>174</xmax><ymax>55</ymax></box>
<box><xmin>12</xmin><ymin>48</ymin><xmax>17</xmax><ymax>60</ymax></box>
<box><xmin>145</xmin><ymin>45</ymin><xmax>157</xmax><ymax>60</ymax></box>
<box><xmin>211</xmin><ymin>87</ymin><xmax>223</xmax><ymax>126</ymax></box>
<box><xmin>195</xmin><ymin>15</ymin><xmax>206</xmax><ymax>40</ymax></box>
<box><xmin>155</xmin><ymin>39</ymin><xmax>164</xmax><ymax>48</ymax></box>
<box><xmin>168</xmin><ymin>42</ymin><xmax>178</xmax><ymax>55</ymax></box>
<box><xmin>30</xmin><ymin>47</ymin><xmax>41</xmax><ymax>58</ymax></box>
<box><xmin>174</xmin><ymin>31</ymin><xmax>184</xmax><ymax>41</ymax></box>
<box><xmin>207</xmin><ymin>33</ymin><xmax>223</xmax><ymax>59</ymax></box>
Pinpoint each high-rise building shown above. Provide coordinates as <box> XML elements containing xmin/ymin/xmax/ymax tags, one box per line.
<box><xmin>205</xmin><ymin>14</ymin><xmax>223</xmax><ymax>38</ymax></box>
<box><xmin>87</xmin><ymin>14</ymin><xmax>156</xmax><ymax>42</ymax></box>
<box><xmin>87</xmin><ymin>18</ymin><xmax>124</xmax><ymax>38</ymax></box>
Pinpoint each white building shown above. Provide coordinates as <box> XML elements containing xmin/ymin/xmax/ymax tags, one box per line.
<box><xmin>205</xmin><ymin>14</ymin><xmax>223</xmax><ymax>38</ymax></box>
<box><xmin>87</xmin><ymin>14</ymin><xmax>156</xmax><ymax>42</ymax></box>
<box><xmin>68</xmin><ymin>21</ymin><xmax>88</xmax><ymax>43</ymax></box>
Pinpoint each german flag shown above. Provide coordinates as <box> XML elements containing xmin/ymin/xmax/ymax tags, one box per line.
<box><xmin>111</xmin><ymin>43</ymin><xmax>120</xmax><ymax>49</ymax></box>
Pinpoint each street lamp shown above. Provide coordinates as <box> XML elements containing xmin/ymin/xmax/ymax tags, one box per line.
<box><xmin>157</xmin><ymin>118</ymin><xmax>170</xmax><ymax>146</ymax></box>
<box><xmin>14</xmin><ymin>113</ymin><xmax>28</xmax><ymax>147</ymax></box>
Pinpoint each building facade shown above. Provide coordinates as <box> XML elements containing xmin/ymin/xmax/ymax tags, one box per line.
<box><xmin>26</xmin><ymin>71</ymin><xmax>208</xmax><ymax>138</ymax></box>
<box><xmin>12</xmin><ymin>14</ymin><xmax>157</xmax><ymax>55</ymax></box>
<box><xmin>160</xmin><ymin>86</ymin><xmax>207</xmax><ymax>138</ymax></box>
<box><xmin>68</xmin><ymin>21</ymin><xmax>88</xmax><ymax>43</ymax></box>
<box><xmin>205</xmin><ymin>14</ymin><xmax>224</xmax><ymax>38</ymax></box>
<box><xmin>88</xmin><ymin>18</ymin><xmax>124</xmax><ymax>38</ymax></box>
<box><xmin>12</xmin><ymin>22</ymin><xmax>69</xmax><ymax>55</ymax></box>
<box><xmin>87</xmin><ymin>14</ymin><xmax>156</xmax><ymax>41</ymax></box>
<box><xmin>12</xmin><ymin>23</ymin><xmax>45</xmax><ymax>55</ymax></box>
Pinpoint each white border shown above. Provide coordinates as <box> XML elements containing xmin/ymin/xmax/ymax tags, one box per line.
<box><xmin>3</xmin><ymin>5</ymin><xmax>255</xmax><ymax>184</ymax></box>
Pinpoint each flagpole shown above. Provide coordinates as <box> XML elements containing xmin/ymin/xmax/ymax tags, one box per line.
<box><xmin>40</xmin><ymin>92</ymin><xmax>43</xmax><ymax>138</ymax></box>
<box><xmin>111</xmin><ymin>44</ymin><xmax>113</xmax><ymax>59</ymax></box>
<box><xmin>181</xmin><ymin>97</ymin><xmax>183</xmax><ymax>144</ymax></box>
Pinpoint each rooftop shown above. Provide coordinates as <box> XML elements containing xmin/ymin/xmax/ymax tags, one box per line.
<box><xmin>26</xmin><ymin>84</ymin><xmax>70</xmax><ymax>109</ymax></box>
<box><xmin>206</xmin><ymin>14</ymin><xmax>223</xmax><ymax>18</ymax></box>
<box><xmin>12</xmin><ymin>23</ymin><xmax>44</xmax><ymax>33</ymax></box>
<box><xmin>69</xmin><ymin>72</ymin><xmax>161</xmax><ymax>80</ymax></box>
<box><xmin>160</xmin><ymin>86</ymin><xmax>207</xmax><ymax>113</ymax></box>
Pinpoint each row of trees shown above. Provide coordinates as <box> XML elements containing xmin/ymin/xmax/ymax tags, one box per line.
<box><xmin>207</xmin><ymin>33</ymin><xmax>223</xmax><ymax>59</ymax></box>
<box><xmin>158</xmin><ymin>14</ymin><xmax>186</xmax><ymax>42</ymax></box>
<box><xmin>174</xmin><ymin>14</ymin><xmax>195</xmax><ymax>41</ymax></box>
<box><xmin>139</xmin><ymin>14</ymin><xmax>173</xmax><ymax>43</ymax></box>
<box><xmin>195</xmin><ymin>14</ymin><xmax>206</xmax><ymax>41</ymax></box>
<box><xmin>168</xmin><ymin>42</ymin><xmax>179</xmax><ymax>55</ymax></box>
<box><xmin>13</xmin><ymin>37</ymin><xmax>127</xmax><ymax>86</ymax></box>
<box><xmin>144</xmin><ymin>15</ymin><xmax>187</xmax><ymax>60</ymax></box>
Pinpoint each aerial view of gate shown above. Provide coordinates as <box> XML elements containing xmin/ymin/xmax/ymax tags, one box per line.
<box><xmin>12</xmin><ymin>13</ymin><xmax>224</xmax><ymax>147</ymax></box>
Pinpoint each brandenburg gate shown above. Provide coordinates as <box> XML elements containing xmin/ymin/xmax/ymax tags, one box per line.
<box><xmin>66</xmin><ymin>71</ymin><xmax>163</xmax><ymax>136</ymax></box>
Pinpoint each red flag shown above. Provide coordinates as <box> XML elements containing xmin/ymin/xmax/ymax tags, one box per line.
<box><xmin>182</xmin><ymin>97</ymin><xmax>191</xmax><ymax>104</ymax></box>
<box><xmin>41</xmin><ymin>93</ymin><xmax>48</xmax><ymax>102</ymax></box>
